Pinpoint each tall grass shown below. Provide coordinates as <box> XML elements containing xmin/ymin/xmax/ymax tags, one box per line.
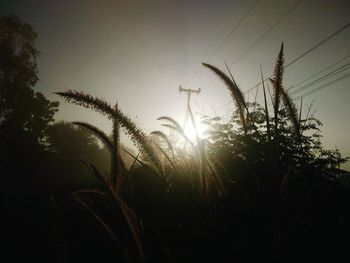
<box><xmin>54</xmin><ymin>44</ymin><xmax>348</xmax><ymax>262</ymax></box>
<box><xmin>202</xmin><ymin>62</ymin><xmax>248</xmax><ymax>135</ymax></box>
<box><xmin>153</xmin><ymin>114</ymin><xmax>226</xmax><ymax>201</ymax></box>
<box><xmin>56</xmin><ymin>91</ymin><xmax>157</xmax><ymax>262</ymax></box>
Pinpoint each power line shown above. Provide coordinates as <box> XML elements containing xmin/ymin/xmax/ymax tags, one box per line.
<box><xmin>264</xmin><ymin>63</ymin><xmax>350</xmax><ymax>105</ymax></box>
<box><xmin>184</xmin><ymin>0</ymin><xmax>261</xmax><ymax>86</ymax></box>
<box><xmin>207</xmin><ymin>0</ymin><xmax>261</xmax><ymax>61</ymax></box>
<box><xmin>214</xmin><ymin>71</ymin><xmax>350</xmax><ymax>124</ymax></box>
<box><xmin>290</xmin><ymin>62</ymin><xmax>350</xmax><ymax>96</ymax></box>
<box><xmin>193</xmin><ymin>8</ymin><xmax>350</xmax><ymax>114</ymax></box>
<box><xmin>216</xmin><ymin>58</ymin><xmax>350</xmax><ymax>112</ymax></box>
<box><xmin>287</xmin><ymin>54</ymin><xmax>350</xmax><ymax>91</ymax></box>
<box><xmin>244</xmin><ymin>21</ymin><xmax>350</xmax><ymax>95</ymax></box>
<box><xmin>285</xmin><ymin>22</ymin><xmax>350</xmax><ymax>68</ymax></box>
<box><xmin>293</xmin><ymin>72</ymin><xmax>350</xmax><ymax>100</ymax></box>
<box><xmin>263</xmin><ymin>72</ymin><xmax>350</xmax><ymax>113</ymax></box>
<box><xmin>229</xmin><ymin>0</ymin><xmax>303</xmax><ymax>66</ymax></box>
<box><xmin>259</xmin><ymin>72</ymin><xmax>350</xmax><ymax>115</ymax></box>
<box><xmin>260</xmin><ymin>65</ymin><xmax>350</xmax><ymax>110</ymax></box>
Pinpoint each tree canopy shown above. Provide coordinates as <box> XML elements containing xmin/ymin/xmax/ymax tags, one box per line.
<box><xmin>0</xmin><ymin>15</ymin><xmax>59</xmax><ymax>181</ymax></box>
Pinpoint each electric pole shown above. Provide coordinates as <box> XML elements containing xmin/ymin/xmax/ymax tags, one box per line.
<box><xmin>179</xmin><ymin>85</ymin><xmax>201</xmax><ymax>130</ymax></box>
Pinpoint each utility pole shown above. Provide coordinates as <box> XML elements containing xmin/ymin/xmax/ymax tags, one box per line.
<box><xmin>179</xmin><ymin>85</ymin><xmax>201</xmax><ymax>130</ymax></box>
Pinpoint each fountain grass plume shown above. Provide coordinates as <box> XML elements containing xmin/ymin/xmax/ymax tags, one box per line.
<box><xmin>280</xmin><ymin>88</ymin><xmax>300</xmax><ymax>136</ymax></box>
<box><xmin>271</xmin><ymin>43</ymin><xmax>284</xmax><ymax>115</ymax></box>
<box><xmin>202</xmin><ymin>63</ymin><xmax>247</xmax><ymax>134</ymax></box>
<box><xmin>161</xmin><ymin>123</ymin><xmax>195</xmax><ymax>149</ymax></box>
<box><xmin>151</xmin><ymin>130</ymin><xmax>175</xmax><ymax>159</ymax></box>
<box><xmin>55</xmin><ymin>90</ymin><xmax>115</xmax><ymax>119</ymax></box>
<box><xmin>73</xmin><ymin>121</ymin><xmax>126</xmax><ymax>189</ymax></box>
<box><xmin>56</xmin><ymin>90</ymin><xmax>162</xmax><ymax>174</ymax></box>
<box><xmin>73</xmin><ymin>121</ymin><xmax>113</xmax><ymax>151</ymax></box>
<box><xmin>157</xmin><ymin>116</ymin><xmax>182</xmax><ymax>131</ymax></box>
<box><xmin>260</xmin><ymin>66</ymin><xmax>272</xmax><ymax>142</ymax></box>
<box><xmin>112</xmin><ymin>103</ymin><xmax>121</xmax><ymax>191</ymax></box>
<box><xmin>270</xmin><ymin>44</ymin><xmax>300</xmax><ymax>136</ymax></box>
<box><xmin>157</xmin><ymin>116</ymin><xmax>195</xmax><ymax>148</ymax></box>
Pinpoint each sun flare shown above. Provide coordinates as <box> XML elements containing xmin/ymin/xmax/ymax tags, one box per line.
<box><xmin>183</xmin><ymin>121</ymin><xmax>205</xmax><ymax>141</ymax></box>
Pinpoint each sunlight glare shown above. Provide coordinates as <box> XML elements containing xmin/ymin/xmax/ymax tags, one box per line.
<box><xmin>183</xmin><ymin>112</ymin><xmax>207</xmax><ymax>142</ymax></box>
<box><xmin>184</xmin><ymin>121</ymin><xmax>203</xmax><ymax>141</ymax></box>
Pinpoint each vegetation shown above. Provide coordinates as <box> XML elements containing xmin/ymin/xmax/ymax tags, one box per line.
<box><xmin>0</xmin><ymin>15</ymin><xmax>59</xmax><ymax>186</ymax></box>
<box><xmin>2</xmin><ymin>16</ymin><xmax>350</xmax><ymax>262</ymax></box>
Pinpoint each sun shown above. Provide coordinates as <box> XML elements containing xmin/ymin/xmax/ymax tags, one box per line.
<box><xmin>183</xmin><ymin>117</ymin><xmax>206</xmax><ymax>141</ymax></box>
<box><xmin>161</xmin><ymin>113</ymin><xmax>207</xmax><ymax>150</ymax></box>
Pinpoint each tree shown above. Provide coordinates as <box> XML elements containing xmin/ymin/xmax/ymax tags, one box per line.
<box><xmin>45</xmin><ymin>121</ymin><xmax>110</xmax><ymax>182</ymax></box>
<box><xmin>0</xmin><ymin>15</ymin><xmax>59</xmax><ymax>181</ymax></box>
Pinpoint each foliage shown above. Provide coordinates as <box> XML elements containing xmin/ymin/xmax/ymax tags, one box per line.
<box><xmin>53</xmin><ymin>43</ymin><xmax>349</xmax><ymax>262</ymax></box>
<box><xmin>0</xmin><ymin>15</ymin><xmax>59</xmax><ymax>183</ymax></box>
<box><xmin>199</xmin><ymin>48</ymin><xmax>349</xmax><ymax>262</ymax></box>
<box><xmin>3</xmin><ymin>16</ymin><xmax>349</xmax><ymax>262</ymax></box>
<box><xmin>0</xmin><ymin>15</ymin><xmax>59</xmax><ymax>140</ymax></box>
<box><xmin>45</xmin><ymin>121</ymin><xmax>110</xmax><ymax>182</ymax></box>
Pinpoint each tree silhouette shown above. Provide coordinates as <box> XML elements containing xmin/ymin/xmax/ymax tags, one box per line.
<box><xmin>0</xmin><ymin>15</ymin><xmax>59</xmax><ymax>182</ymax></box>
<box><xmin>45</xmin><ymin>121</ymin><xmax>110</xmax><ymax>182</ymax></box>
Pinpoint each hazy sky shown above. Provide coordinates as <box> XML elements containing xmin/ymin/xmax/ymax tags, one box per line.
<box><xmin>1</xmin><ymin>0</ymin><xmax>350</xmax><ymax>169</ymax></box>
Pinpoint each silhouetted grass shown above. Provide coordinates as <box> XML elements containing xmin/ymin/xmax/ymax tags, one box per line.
<box><xmin>50</xmin><ymin>45</ymin><xmax>350</xmax><ymax>262</ymax></box>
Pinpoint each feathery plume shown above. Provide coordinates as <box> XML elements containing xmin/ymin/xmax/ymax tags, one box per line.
<box><xmin>202</xmin><ymin>62</ymin><xmax>247</xmax><ymax>134</ymax></box>
<box><xmin>57</xmin><ymin>90</ymin><xmax>161</xmax><ymax>173</ymax></box>
<box><xmin>270</xmin><ymin>43</ymin><xmax>300</xmax><ymax>136</ymax></box>
<box><xmin>280</xmin><ymin>88</ymin><xmax>299</xmax><ymax>135</ymax></box>
<box><xmin>73</xmin><ymin>121</ymin><xmax>112</xmax><ymax>151</ymax></box>
<box><xmin>55</xmin><ymin>90</ymin><xmax>115</xmax><ymax>119</ymax></box>
<box><xmin>260</xmin><ymin>66</ymin><xmax>271</xmax><ymax>142</ymax></box>
<box><xmin>271</xmin><ymin>43</ymin><xmax>284</xmax><ymax>116</ymax></box>
<box><xmin>151</xmin><ymin>130</ymin><xmax>175</xmax><ymax>159</ymax></box>
<box><xmin>157</xmin><ymin>116</ymin><xmax>183</xmax><ymax>131</ymax></box>
<box><xmin>113</xmin><ymin>108</ymin><xmax>162</xmax><ymax>173</ymax></box>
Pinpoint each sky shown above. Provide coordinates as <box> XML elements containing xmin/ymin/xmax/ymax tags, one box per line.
<box><xmin>1</xmin><ymin>0</ymin><xmax>350</xmax><ymax>169</ymax></box>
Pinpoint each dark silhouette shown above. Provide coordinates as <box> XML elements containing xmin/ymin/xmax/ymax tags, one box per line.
<box><xmin>1</xmin><ymin>16</ymin><xmax>350</xmax><ymax>263</ymax></box>
<box><xmin>46</xmin><ymin>121</ymin><xmax>110</xmax><ymax>183</ymax></box>
<box><xmin>0</xmin><ymin>15</ymin><xmax>59</xmax><ymax>185</ymax></box>
<box><xmin>1</xmin><ymin>15</ymin><xmax>60</xmax><ymax>262</ymax></box>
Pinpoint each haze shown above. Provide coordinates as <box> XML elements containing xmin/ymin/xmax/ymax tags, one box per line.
<box><xmin>1</xmin><ymin>0</ymin><xmax>349</xmax><ymax>169</ymax></box>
